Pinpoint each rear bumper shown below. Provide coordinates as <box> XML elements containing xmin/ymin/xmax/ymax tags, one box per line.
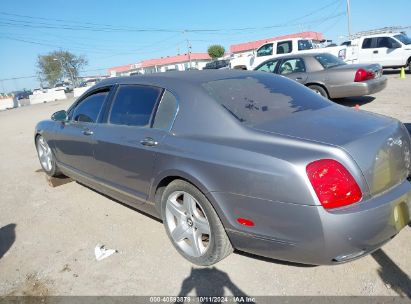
<box><xmin>329</xmin><ymin>76</ymin><xmax>387</xmax><ymax>98</ymax></box>
<box><xmin>215</xmin><ymin>178</ymin><xmax>411</xmax><ymax>265</ymax></box>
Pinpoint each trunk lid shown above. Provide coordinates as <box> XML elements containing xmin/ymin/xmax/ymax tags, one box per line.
<box><xmin>253</xmin><ymin>105</ymin><xmax>411</xmax><ymax>196</ymax></box>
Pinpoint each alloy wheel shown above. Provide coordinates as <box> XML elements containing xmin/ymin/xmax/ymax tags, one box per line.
<box><xmin>36</xmin><ymin>136</ymin><xmax>53</xmax><ymax>172</ymax></box>
<box><xmin>165</xmin><ymin>191</ymin><xmax>211</xmax><ymax>257</ymax></box>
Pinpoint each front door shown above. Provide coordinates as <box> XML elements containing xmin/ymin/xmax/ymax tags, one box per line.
<box><xmin>52</xmin><ymin>89</ymin><xmax>110</xmax><ymax>176</ymax></box>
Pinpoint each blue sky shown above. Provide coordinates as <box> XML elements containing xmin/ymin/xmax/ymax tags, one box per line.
<box><xmin>0</xmin><ymin>0</ymin><xmax>410</xmax><ymax>92</ymax></box>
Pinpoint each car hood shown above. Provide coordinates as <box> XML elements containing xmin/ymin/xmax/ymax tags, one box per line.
<box><xmin>253</xmin><ymin>105</ymin><xmax>411</xmax><ymax>196</ymax></box>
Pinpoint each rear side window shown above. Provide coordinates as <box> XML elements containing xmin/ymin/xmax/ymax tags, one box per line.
<box><xmin>110</xmin><ymin>85</ymin><xmax>162</xmax><ymax>127</ymax></box>
<box><xmin>298</xmin><ymin>40</ymin><xmax>314</xmax><ymax>50</ymax></box>
<box><xmin>72</xmin><ymin>91</ymin><xmax>108</xmax><ymax>123</ymax></box>
<box><xmin>362</xmin><ymin>38</ymin><xmax>373</xmax><ymax>49</ymax></box>
<box><xmin>278</xmin><ymin>58</ymin><xmax>306</xmax><ymax>75</ymax></box>
<box><xmin>202</xmin><ymin>74</ymin><xmax>329</xmax><ymax>127</ymax></box>
<box><xmin>277</xmin><ymin>41</ymin><xmax>292</xmax><ymax>54</ymax></box>
<box><xmin>153</xmin><ymin>91</ymin><xmax>178</xmax><ymax>130</ymax></box>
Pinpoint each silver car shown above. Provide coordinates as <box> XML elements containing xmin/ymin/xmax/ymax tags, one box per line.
<box><xmin>254</xmin><ymin>53</ymin><xmax>387</xmax><ymax>99</ymax></box>
<box><xmin>35</xmin><ymin>71</ymin><xmax>410</xmax><ymax>266</ymax></box>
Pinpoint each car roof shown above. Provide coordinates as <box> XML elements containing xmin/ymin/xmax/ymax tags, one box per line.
<box><xmin>95</xmin><ymin>70</ymin><xmax>265</xmax><ymax>89</ymax></box>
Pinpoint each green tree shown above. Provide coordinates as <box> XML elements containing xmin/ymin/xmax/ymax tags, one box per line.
<box><xmin>37</xmin><ymin>50</ymin><xmax>88</xmax><ymax>87</ymax></box>
<box><xmin>207</xmin><ymin>45</ymin><xmax>225</xmax><ymax>60</ymax></box>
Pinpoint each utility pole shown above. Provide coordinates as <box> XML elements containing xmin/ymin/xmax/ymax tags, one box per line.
<box><xmin>183</xmin><ymin>30</ymin><xmax>192</xmax><ymax>69</ymax></box>
<box><xmin>346</xmin><ymin>0</ymin><xmax>352</xmax><ymax>39</ymax></box>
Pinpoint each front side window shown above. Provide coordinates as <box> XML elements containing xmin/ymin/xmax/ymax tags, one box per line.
<box><xmin>278</xmin><ymin>58</ymin><xmax>306</xmax><ymax>75</ymax></box>
<box><xmin>71</xmin><ymin>91</ymin><xmax>108</xmax><ymax>123</ymax></box>
<box><xmin>255</xmin><ymin>59</ymin><xmax>280</xmax><ymax>73</ymax></box>
<box><xmin>152</xmin><ymin>91</ymin><xmax>178</xmax><ymax>130</ymax></box>
<box><xmin>110</xmin><ymin>85</ymin><xmax>162</xmax><ymax>127</ymax></box>
<box><xmin>377</xmin><ymin>37</ymin><xmax>401</xmax><ymax>48</ymax></box>
<box><xmin>277</xmin><ymin>41</ymin><xmax>292</xmax><ymax>54</ymax></box>
<box><xmin>256</xmin><ymin>43</ymin><xmax>273</xmax><ymax>57</ymax></box>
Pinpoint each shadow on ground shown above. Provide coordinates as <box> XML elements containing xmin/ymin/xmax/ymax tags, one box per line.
<box><xmin>176</xmin><ymin>267</ymin><xmax>254</xmax><ymax>302</ymax></box>
<box><xmin>333</xmin><ymin>96</ymin><xmax>375</xmax><ymax>107</ymax></box>
<box><xmin>372</xmin><ymin>249</ymin><xmax>411</xmax><ymax>298</ymax></box>
<box><xmin>383</xmin><ymin>69</ymin><xmax>410</xmax><ymax>75</ymax></box>
<box><xmin>0</xmin><ymin>223</ymin><xmax>16</xmax><ymax>260</ymax></box>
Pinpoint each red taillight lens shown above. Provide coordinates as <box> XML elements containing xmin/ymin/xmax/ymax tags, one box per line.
<box><xmin>306</xmin><ymin>159</ymin><xmax>362</xmax><ymax>209</ymax></box>
<box><xmin>354</xmin><ymin>68</ymin><xmax>375</xmax><ymax>82</ymax></box>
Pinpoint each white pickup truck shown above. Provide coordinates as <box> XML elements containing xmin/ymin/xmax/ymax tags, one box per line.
<box><xmin>230</xmin><ymin>37</ymin><xmax>347</xmax><ymax>70</ymax></box>
<box><xmin>343</xmin><ymin>32</ymin><xmax>411</xmax><ymax>71</ymax></box>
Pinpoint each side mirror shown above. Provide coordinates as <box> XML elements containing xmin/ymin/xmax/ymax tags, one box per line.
<box><xmin>51</xmin><ymin>110</ymin><xmax>67</xmax><ymax>122</ymax></box>
<box><xmin>393</xmin><ymin>42</ymin><xmax>402</xmax><ymax>49</ymax></box>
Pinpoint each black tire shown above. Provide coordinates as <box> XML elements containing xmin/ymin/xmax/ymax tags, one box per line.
<box><xmin>35</xmin><ymin>135</ymin><xmax>61</xmax><ymax>177</ymax></box>
<box><xmin>308</xmin><ymin>84</ymin><xmax>329</xmax><ymax>99</ymax></box>
<box><xmin>161</xmin><ymin>180</ymin><xmax>233</xmax><ymax>266</ymax></box>
<box><xmin>408</xmin><ymin>60</ymin><xmax>411</xmax><ymax>73</ymax></box>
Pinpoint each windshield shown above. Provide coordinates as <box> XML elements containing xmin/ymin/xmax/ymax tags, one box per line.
<box><xmin>314</xmin><ymin>53</ymin><xmax>346</xmax><ymax>69</ymax></box>
<box><xmin>202</xmin><ymin>74</ymin><xmax>329</xmax><ymax>126</ymax></box>
<box><xmin>394</xmin><ymin>34</ymin><xmax>411</xmax><ymax>45</ymax></box>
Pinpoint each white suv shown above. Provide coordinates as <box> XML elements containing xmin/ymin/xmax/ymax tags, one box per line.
<box><xmin>230</xmin><ymin>38</ymin><xmax>346</xmax><ymax>70</ymax></box>
<box><xmin>347</xmin><ymin>32</ymin><xmax>411</xmax><ymax>70</ymax></box>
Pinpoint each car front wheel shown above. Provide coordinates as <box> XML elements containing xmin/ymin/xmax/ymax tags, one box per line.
<box><xmin>35</xmin><ymin>135</ymin><xmax>60</xmax><ymax>177</ymax></box>
<box><xmin>161</xmin><ymin>180</ymin><xmax>233</xmax><ymax>266</ymax></box>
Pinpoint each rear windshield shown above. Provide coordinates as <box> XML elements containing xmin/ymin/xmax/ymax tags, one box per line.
<box><xmin>202</xmin><ymin>74</ymin><xmax>329</xmax><ymax>127</ymax></box>
<box><xmin>314</xmin><ymin>53</ymin><xmax>346</xmax><ymax>69</ymax></box>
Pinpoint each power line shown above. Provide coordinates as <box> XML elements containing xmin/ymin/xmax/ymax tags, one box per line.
<box><xmin>0</xmin><ymin>1</ymin><xmax>343</xmax><ymax>34</ymax></box>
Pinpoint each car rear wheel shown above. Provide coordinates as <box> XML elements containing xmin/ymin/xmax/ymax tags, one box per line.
<box><xmin>35</xmin><ymin>135</ymin><xmax>60</xmax><ymax>177</ymax></box>
<box><xmin>161</xmin><ymin>180</ymin><xmax>233</xmax><ymax>266</ymax></box>
<box><xmin>308</xmin><ymin>85</ymin><xmax>329</xmax><ymax>99</ymax></box>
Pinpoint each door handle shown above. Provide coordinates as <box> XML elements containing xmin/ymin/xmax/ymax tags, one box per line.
<box><xmin>373</xmin><ymin>50</ymin><xmax>378</xmax><ymax>54</ymax></box>
<box><xmin>82</xmin><ymin>129</ymin><xmax>94</xmax><ymax>136</ymax></box>
<box><xmin>140</xmin><ymin>137</ymin><xmax>158</xmax><ymax>147</ymax></box>
<box><xmin>296</xmin><ymin>77</ymin><xmax>303</xmax><ymax>80</ymax></box>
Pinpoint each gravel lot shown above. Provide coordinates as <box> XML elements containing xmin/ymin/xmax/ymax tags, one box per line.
<box><xmin>0</xmin><ymin>73</ymin><xmax>410</xmax><ymax>297</ymax></box>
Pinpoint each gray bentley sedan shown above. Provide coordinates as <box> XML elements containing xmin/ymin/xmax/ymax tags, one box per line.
<box><xmin>35</xmin><ymin>70</ymin><xmax>411</xmax><ymax>266</ymax></box>
<box><xmin>254</xmin><ymin>53</ymin><xmax>387</xmax><ymax>99</ymax></box>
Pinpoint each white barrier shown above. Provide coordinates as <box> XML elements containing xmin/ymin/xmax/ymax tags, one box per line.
<box><xmin>29</xmin><ymin>90</ymin><xmax>67</xmax><ymax>105</ymax></box>
<box><xmin>0</xmin><ymin>97</ymin><xmax>15</xmax><ymax>110</ymax></box>
<box><xmin>73</xmin><ymin>87</ymin><xmax>90</xmax><ymax>98</ymax></box>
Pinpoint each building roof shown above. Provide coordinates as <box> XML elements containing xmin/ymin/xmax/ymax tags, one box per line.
<box><xmin>108</xmin><ymin>63</ymin><xmax>141</xmax><ymax>74</ymax></box>
<box><xmin>229</xmin><ymin>31</ymin><xmax>324</xmax><ymax>53</ymax></box>
<box><xmin>140</xmin><ymin>53</ymin><xmax>211</xmax><ymax>68</ymax></box>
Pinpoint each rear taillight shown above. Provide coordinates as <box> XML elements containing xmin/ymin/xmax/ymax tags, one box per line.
<box><xmin>306</xmin><ymin>159</ymin><xmax>362</xmax><ymax>209</ymax></box>
<box><xmin>354</xmin><ymin>68</ymin><xmax>375</xmax><ymax>82</ymax></box>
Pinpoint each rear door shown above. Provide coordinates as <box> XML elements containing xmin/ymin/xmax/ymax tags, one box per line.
<box><xmin>277</xmin><ymin>57</ymin><xmax>308</xmax><ymax>84</ymax></box>
<box><xmin>53</xmin><ymin>88</ymin><xmax>110</xmax><ymax>175</ymax></box>
<box><xmin>92</xmin><ymin>85</ymin><xmax>178</xmax><ymax>204</ymax></box>
<box><xmin>358</xmin><ymin>37</ymin><xmax>376</xmax><ymax>64</ymax></box>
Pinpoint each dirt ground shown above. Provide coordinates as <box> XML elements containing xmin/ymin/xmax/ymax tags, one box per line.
<box><xmin>0</xmin><ymin>73</ymin><xmax>410</xmax><ymax>297</ymax></box>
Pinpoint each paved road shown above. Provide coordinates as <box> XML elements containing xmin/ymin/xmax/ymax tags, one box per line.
<box><xmin>0</xmin><ymin>74</ymin><xmax>410</xmax><ymax>296</ymax></box>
